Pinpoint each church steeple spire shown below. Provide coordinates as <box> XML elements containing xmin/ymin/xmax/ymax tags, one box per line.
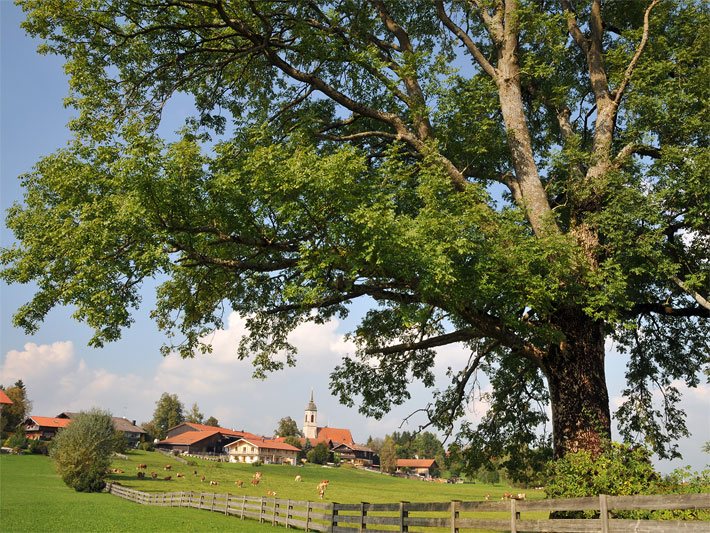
<box><xmin>303</xmin><ymin>389</ymin><xmax>318</xmax><ymax>439</ymax></box>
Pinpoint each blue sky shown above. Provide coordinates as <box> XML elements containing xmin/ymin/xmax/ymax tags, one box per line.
<box><xmin>1</xmin><ymin>2</ymin><xmax>707</xmax><ymax>473</ymax></box>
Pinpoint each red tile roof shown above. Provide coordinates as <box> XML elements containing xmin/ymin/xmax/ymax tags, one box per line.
<box><xmin>396</xmin><ymin>459</ymin><xmax>438</xmax><ymax>469</ymax></box>
<box><xmin>315</xmin><ymin>427</ymin><xmax>354</xmax><ymax>445</ymax></box>
<box><xmin>226</xmin><ymin>437</ymin><xmax>300</xmax><ymax>452</ymax></box>
<box><xmin>158</xmin><ymin>430</ymin><xmax>221</xmax><ymax>446</ymax></box>
<box><xmin>0</xmin><ymin>390</ymin><xmax>12</xmax><ymax>405</ymax></box>
<box><xmin>27</xmin><ymin>416</ymin><xmax>72</xmax><ymax>429</ymax></box>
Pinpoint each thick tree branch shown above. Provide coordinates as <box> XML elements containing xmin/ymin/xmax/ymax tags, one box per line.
<box><xmin>365</xmin><ymin>328</ymin><xmax>478</xmax><ymax>355</ymax></box>
<box><xmin>671</xmin><ymin>277</ymin><xmax>710</xmax><ymax>312</ymax></box>
<box><xmin>612</xmin><ymin>143</ymin><xmax>661</xmax><ymax>169</ymax></box>
<box><xmin>435</xmin><ymin>0</ymin><xmax>499</xmax><ymax>80</ymax></box>
<box><xmin>613</xmin><ymin>0</ymin><xmax>661</xmax><ymax>107</ymax></box>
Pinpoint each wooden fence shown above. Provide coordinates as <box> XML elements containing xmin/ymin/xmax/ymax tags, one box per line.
<box><xmin>106</xmin><ymin>483</ymin><xmax>709</xmax><ymax>532</ymax></box>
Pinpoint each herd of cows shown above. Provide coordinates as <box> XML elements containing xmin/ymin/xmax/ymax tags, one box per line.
<box><xmin>126</xmin><ymin>462</ymin><xmax>331</xmax><ymax>499</ymax></box>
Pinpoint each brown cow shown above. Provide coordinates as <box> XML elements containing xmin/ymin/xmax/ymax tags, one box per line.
<box><xmin>151</xmin><ymin>472</ymin><xmax>158</xmax><ymax>479</ymax></box>
<box><xmin>164</xmin><ymin>465</ymin><xmax>172</xmax><ymax>471</ymax></box>
<box><xmin>137</xmin><ymin>464</ymin><xmax>147</xmax><ymax>470</ymax></box>
<box><xmin>164</xmin><ymin>475</ymin><xmax>172</xmax><ymax>481</ymax></box>
<box><xmin>209</xmin><ymin>480</ymin><xmax>219</xmax><ymax>486</ymax></box>
<box><xmin>200</xmin><ymin>475</ymin><xmax>206</xmax><ymax>482</ymax></box>
<box><xmin>317</xmin><ymin>480</ymin><xmax>329</xmax><ymax>499</ymax></box>
<box><xmin>176</xmin><ymin>473</ymin><xmax>184</xmax><ymax>478</ymax></box>
<box><xmin>266</xmin><ymin>490</ymin><xmax>277</xmax><ymax>497</ymax></box>
<box><xmin>235</xmin><ymin>480</ymin><xmax>244</xmax><ymax>488</ymax></box>
<box><xmin>137</xmin><ymin>471</ymin><xmax>145</xmax><ymax>479</ymax></box>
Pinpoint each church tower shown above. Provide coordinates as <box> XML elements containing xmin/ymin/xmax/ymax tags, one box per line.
<box><xmin>303</xmin><ymin>390</ymin><xmax>318</xmax><ymax>440</ymax></box>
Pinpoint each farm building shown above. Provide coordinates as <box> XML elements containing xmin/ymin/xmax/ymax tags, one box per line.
<box><xmin>396</xmin><ymin>459</ymin><xmax>439</xmax><ymax>477</ymax></box>
<box><xmin>23</xmin><ymin>416</ymin><xmax>71</xmax><ymax>440</ymax></box>
<box><xmin>157</xmin><ymin>422</ymin><xmax>261</xmax><ymax>455</ymax></box>
<box><xmin>331</xmin><ymin>442</ymin><xmax>377</xmax><ymax>466</ymax></box>
<box><xmin>225</xmin><ymin>437</ymin><xmax>300</xmax><ymax>465</ymax></box>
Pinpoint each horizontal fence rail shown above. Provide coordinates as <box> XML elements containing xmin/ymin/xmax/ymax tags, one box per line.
<box><xmin>106</xmin><ymin>484</ymin><xmax>710</xmax><ymax>532</ymax></box>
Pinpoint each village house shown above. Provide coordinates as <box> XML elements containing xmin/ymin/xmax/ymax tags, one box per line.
<box><xmin>396</xmin><ymin>458</ymin><xmax>439</xmax><ymax>477</ymax></box>
<box><xmin>225</xmin><ymin>436</ymin><xmax>300</xmax><ymax>465</ymax></box>
<box><xmin>23</xmin><ymin>416</ymin><xmax>71</xmax><ymax>440</ymax></box>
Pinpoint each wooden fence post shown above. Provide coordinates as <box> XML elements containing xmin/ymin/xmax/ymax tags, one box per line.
<box><xmin>240</xmin><ymin>495</ymin><xmax>246</xmax><ymax>520</ymax></box>
<box><xmin>330</xmin><ymin>502</ymin><xmax>338</xmax><ymax>533</ymax></box>
<box><xmin>225</xmin><ymin>493</ymin><xmax>230</xmax><ymax>515</ymax></box>
<box><xmin>510</xmin><ymin>498</ymin><xmax>518</xmax><ymax>533</ymax></box>
<box><xmin>305</xmin><ymin>501</ymin><xmax>311</xmax><ymax>532</ymax></box>
<box><xmin>450</xmin><ymin>500</ymin><xmax>460</xmax><ymax>533</ymax></box>
<box><xmin>599</xmin><ymin>493</ymin><xmax>609</xmax><ymax>533</ymax></box>
<box><xmin>360</xmin><ymin>501</ymin><xmax>368</xmax><ymax>531</ymax></box>
<box><xmin>272</xmin><ymin>498</ymin><xmax>278</xmax><ymax>526</ymax></box>
<box><xmin>399</xmin><ymin>501</ymin><xmax>409</xmax><ymax>532</ymax></box>
<box><xmin>260</xmin><ymin>496</ymin><xmax>266</xmax><ymax>523</ymax></box>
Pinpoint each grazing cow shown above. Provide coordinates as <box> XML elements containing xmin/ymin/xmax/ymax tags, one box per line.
<box><xmin>251</xmin><ymin>477</ymin><xmax>260</xmax><ymax>486</ymax></box>
<box><xmin>200</xmin><ymin>475</ymin><xmax>206</xmax><ymax>482</ymax></box>
<box><xmin>209</xmin><ymin>480</ymin><xmax>219</xmax><ymax>486</ymax></box>
<box><xmin>502</xmin><ymin>492</ymin><xmax>513</xmax><ymax>500</ymax></box>
<box><xmin>266</xmin><ymin>490</ymin><xmax>277</xmax><ymax>497</ymax></box>
<box><xmin>176</xmin><ymin>473</ymin><xmax>184</xmax><ymax>478</ymax></box>
<box><xmin>137</xmin><ymin>464</ymin><xmax>147</xmax><ymax>470</ymax></box>
<box><xmin>151</xmin><ymin>472</ymin><xmax>158</xmax><ymax>479</ymax></box>
<box><xmin>164</xmin><ymin>475</ymin><xmax>172</xmax><ymax>481</ymax></box>
<box><xmin>317</xmin><ymin>480</ymin><xmax>329</xmax><ymax>500</ymax></box>
<box><xmin>515</xmin><ymin>493</ymin><xmax>526</xmax><ymax>500</ymax></box>
<box><xmin>485</xmin><ymin>494</ymin><xmax>490</xmax><ymax>501</ymax></box>
<box><xmin>235</xmin><ymin>480</ymin><xmax>244</xmax><ymax>488</ymax></box>
<box><xmin>294</xmin><ymin>475</ymin><xmax>302</xmax><ymax>482</ymax></box>
<box><xmin>193</xmin><ymin>470</ymin><xmax>198</xmax><ymax>476</ymax></box>
<box><xmin>137</xmin><ymin>472</ymin><xmax>145</xmax><ymax>479</ymax></box>
<box><xmin>164</xmin><ymin>465</ymin><xmax>172</xmax><ymax>471</ymax></box>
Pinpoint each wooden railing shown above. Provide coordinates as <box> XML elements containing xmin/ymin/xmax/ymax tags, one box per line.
<box><xmin>106</xmin><ymin>483</ymin><xmax>709</xmax><ymax>532</ymax></box>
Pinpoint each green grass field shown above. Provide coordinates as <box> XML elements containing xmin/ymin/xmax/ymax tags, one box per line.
<box><xmin>109</xmin><ymin>450</ymin><xmax>539</xmax><ymax>504</ymax></box>
<box><xmin>0</xmin><ymin>454</ymin><xmax>280</xmax><ymax>532</ymax></box>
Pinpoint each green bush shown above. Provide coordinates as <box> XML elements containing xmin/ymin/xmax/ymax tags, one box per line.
<box><xmin>27</xmin><ymin>439</ymin><xmax>49</xmax><ymax>455</ymax></box>
<box><xmin>50</xmin><ymin>409</ymin><xmax>117</xmax><ymax>492</ymax></box>
<box><xmin>544</xmin><ymin>441</ymin><xmax>709</xmax><ymax>520</ymax></box>
<box><xmin>545</xmin><ymin>442</ymin><xmax>660</xmax><ymax>502</ymax></box>
<box><xmin>4</xmin><ymin>432</ymin><xmax>28</xmax><ymax>450</ymax></box>
<box><xmin>138</xmin><ymin>441</ymin><xmax>154</xmax><ymax>451</ymax></box>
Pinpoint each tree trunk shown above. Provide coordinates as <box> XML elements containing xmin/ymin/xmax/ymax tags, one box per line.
<box><xmin>541</xmin><ymin>307</ymin><xmax>611</xmax><ymax>459</ymax></box>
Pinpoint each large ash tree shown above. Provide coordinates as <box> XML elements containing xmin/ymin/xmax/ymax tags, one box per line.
<box><xmin>3</xmin><ymin>1</ymin><xmax>708</xmax><ymax>464</ymax></box>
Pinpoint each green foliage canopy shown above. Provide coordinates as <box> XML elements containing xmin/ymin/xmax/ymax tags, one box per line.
<box><xmin>2</xmin><ymin>1</ymin><xmax>708</xmax><ymax>463</ymax></box>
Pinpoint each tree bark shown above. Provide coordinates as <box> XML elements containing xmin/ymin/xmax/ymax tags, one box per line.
<box><xmin>541</xmin><ymin>307</ymin><xmax>611</xmax><ymax>458</ymax></box>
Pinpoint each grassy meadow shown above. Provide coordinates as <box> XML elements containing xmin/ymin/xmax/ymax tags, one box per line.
<box><xmin>0</xmin><ymin>454</ymin><xmax>280</xmax><ymax>532</ymax></box>
<box><xmin>108</xmin><ymin>449</ymin><xmax>541</xmax><ymax>504</ymax></box>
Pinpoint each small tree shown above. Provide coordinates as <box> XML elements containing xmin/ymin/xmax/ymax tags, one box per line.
<box><xmin>204</xmin><ymin>416</ymin><xmax>219</xmax><ymax>427</ymax></box>
<box><xmin>379</xmin><ymin>436</ymin><xmax>397</xmax><ymax>474</ymax></box>
<box><xmin>185</xmin><ymin>402</ymin><xmax>204</xmax><ymax>424</ymax></box>
<box><xmin>0</xmin><ymin>380</ymin><xmax>31</xmax><ymax>439</ymax></box>
<box><xmin>275</xmin><ymin>416</ymin><xmax>302</xmax><ymax>437</ymax></box>
<box><xmin>50</xmin><ymin>409</ymin><xmax>117</xmax><ymax>492</ymax></box>
<box><xmin>307</xmin><ymin>442</ymin><xmax>330</xmax><ymax>465</ymax></box>
<box><xmin>150</xmin><ymin>392</ymin><xmax>184</xmax><ymax>439</ymax></box>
